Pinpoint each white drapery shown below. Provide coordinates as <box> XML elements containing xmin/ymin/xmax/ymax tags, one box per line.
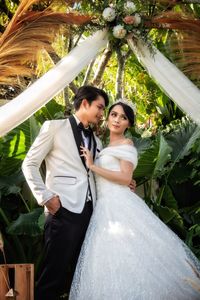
<box><xmin>1</xmin><ymin>30</ymin><xmax>200</xmax><ymax>137</ymax></box>
<box><xmin>0</xmin><ymin>30</ymin><xmax>108</xmax><ymax>137</ymax></box>
<box><xmin>127</xmin><ymin>37</ymin><xmax>200</xmax><ymax>125</ymax></box>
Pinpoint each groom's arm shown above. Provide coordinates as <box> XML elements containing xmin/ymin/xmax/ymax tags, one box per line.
<box><xmin>22</xmin><ymin>121</ymin><xmax>57</xmax><ymax>206</ymax></box>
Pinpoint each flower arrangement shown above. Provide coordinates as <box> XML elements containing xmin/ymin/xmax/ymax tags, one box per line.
<box><xmin>102</xmin><ymin>1</ymin><xmax>142</xmax><ymax>40</ymax></box>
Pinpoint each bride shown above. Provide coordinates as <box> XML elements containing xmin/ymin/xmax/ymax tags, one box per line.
<box><xmin>69</xmin><ymin>100</ymin><xmax>200</xmax><ymax>300</ymax></box>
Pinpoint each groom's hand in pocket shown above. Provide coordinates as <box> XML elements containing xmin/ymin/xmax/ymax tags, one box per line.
<box><xmin>45</xmin><ymin>195</ymin><xmax>61</xmax><ymax>215</ymax></box>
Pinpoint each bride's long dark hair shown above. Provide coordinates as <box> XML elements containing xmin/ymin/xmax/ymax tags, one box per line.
<box><xmin>108</xmin><ymin>102</ymin><xmax>135</xmax><ymax>127</ymax></box>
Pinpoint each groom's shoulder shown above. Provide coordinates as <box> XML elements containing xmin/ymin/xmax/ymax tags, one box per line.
<box><xmin>40</xmin><ymin>118</ymin><xmax>69</xmax><ymax>134</ymax></box>
<box><xmin>43</xmin><ymin>118</ymin><xmax>69</xmax><ymax>128</ymax></box>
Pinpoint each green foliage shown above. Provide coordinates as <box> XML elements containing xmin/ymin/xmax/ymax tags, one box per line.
<box><xmin>7</xmin><ymin>207</ymin><xmax>44</xmax><ymax>236</ymax></box>
<box><xmin>134</xmin><ymin>132</ymin><xmax>172</xmax><ymax>179</ymax></box>
<box><xmin>134</xmin><ymin>118</ymin><xmax>200</xmax><ymax>257</ymax></box>
<box><xmin>164</xmin><ymin>118</ymin><xmax>200</xmax><ymax>164</ymax></box>
<box><xmin>0</xmin><ymin>96</ymin><xmax>66</xmax><ymax>268</ymax></box>
<box><xmin>0</xmin><ymin>116</ymin><xmax>40</xmax><ymax>176</ymax></box>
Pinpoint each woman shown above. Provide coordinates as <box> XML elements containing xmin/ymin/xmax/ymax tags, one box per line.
<box><xmin>69</xmin><ymin>100</ymin><xmax>200</xmax><ymax>300</ymax></box>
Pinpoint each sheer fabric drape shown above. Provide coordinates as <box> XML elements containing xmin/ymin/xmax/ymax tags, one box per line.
<box><xmin>128</xmin><ymin>37</ymin><xmax>200</xmax><ymax>125</ymax></box>
<box><xmin>1</xmin><ymin>31</ymin><xmax>200</xmax><ymax>136</ymax></box>
<box><xmin>0</xmin><ymin>30</ymin><xmax>108</xmax><ymax>137</ymax></box>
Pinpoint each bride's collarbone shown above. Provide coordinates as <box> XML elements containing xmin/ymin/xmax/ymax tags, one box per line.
<box><xmin>108</xmin><ymin>138</ymin><xmax>133</xmax><ymax>147</ymax></box>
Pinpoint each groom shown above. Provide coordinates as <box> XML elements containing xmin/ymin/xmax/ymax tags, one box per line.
<box><xmin>22</xmin><ymin>85</ymin><xmax>109</xmax><ymax>300</ymax></box>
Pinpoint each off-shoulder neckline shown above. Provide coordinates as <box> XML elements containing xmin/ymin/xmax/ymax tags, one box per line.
<box><xmin>104</xmin><ymin>144</ymin><xmax>135</xmax><ymax>149</ymax></box>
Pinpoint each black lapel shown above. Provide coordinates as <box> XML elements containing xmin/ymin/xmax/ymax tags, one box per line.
<box><xmin>69</xmin><ymin>115</ymin><xmax>87</xmax><ymax>169</ymax></box>
<box><xmin>92</xmin><ymin>134</ymin><xmax>97</xmax><ymax>160</ymax></box>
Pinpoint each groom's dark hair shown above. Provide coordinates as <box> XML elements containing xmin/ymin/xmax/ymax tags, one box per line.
<box><xmin>73</xmin><ymin>85</ymin><xmax>109</xmax><ymax>110</ymax></box>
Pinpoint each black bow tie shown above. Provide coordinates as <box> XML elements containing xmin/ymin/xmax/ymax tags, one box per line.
<box><xmin>77</xmin><ymin>122</ymin><xmax>93</xmax><ymax>138</ymax></box>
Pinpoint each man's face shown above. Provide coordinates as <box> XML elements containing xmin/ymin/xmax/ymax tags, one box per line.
<box><xmin>86</xmin><ymin>96</ymin><xmax>106</xmax><ymax>125</ymax></box>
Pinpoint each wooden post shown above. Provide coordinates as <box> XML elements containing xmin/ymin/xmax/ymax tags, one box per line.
<box><xmin>0</xmin><ymin>264</ymin><xmax>34</xmax><ymax>300</ymax></box>
<box><xmin>0</xmin><ymin>265</ymin><xmax>9</xmax><ymax>299</ymax></box>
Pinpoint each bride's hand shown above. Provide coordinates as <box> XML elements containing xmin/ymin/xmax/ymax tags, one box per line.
<box><xmin>80</xmin><ymin>146</ymin><xmax>94</xmax><ymax>169</ymax></box>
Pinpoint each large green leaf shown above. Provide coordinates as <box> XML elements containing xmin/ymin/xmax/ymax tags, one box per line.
<box><xmin>7</xmin><ymin>208</ymin><xmax>44</xmax><ymax>236</ymax></box>
<box><xmin>154</xmin><ymin>204</ymin><xmax>178</xmax><ymax>224</ymax></box>
<box><xmin>133</xmin><ymin>136</ymin><xmax>152</xmax><ymax>155</ymax></box>
<box><xmin>165</xmin><ymin>118</ymin><xmax>200</xmax><ymax>164</ymax></box>
<box><xmin>35</xmin><ymin>99</ymin><xmax>65</xmax><ymax>124</ymax></box>
<box><xmin>154</xmin><ymin>204</ymin><xmax>185</xmax><ymax>235</ymax></box>
<box><xmin>0</xmin><ymin>173</ymin><xmax>24</xmax><ymax>198</ymax></box>
<box><xmin>162</xmin><ymin>185</ymin><xmax>178</xmax><ymax>210</ymax></box>
<box><xmin>134</xmin><ymin>132</ymin><xmax>172</xmax><ymax>179</ymax></box>
<box><xmin>0</xmin><ymin>116</ymin><xmax>40</xmax><ymax>176</ymax></box>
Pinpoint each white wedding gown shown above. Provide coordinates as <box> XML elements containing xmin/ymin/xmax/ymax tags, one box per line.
<box><xmin>69</xmin><ymin>145</ymin><xmax>200</xmax><ymax>300</ymax></box>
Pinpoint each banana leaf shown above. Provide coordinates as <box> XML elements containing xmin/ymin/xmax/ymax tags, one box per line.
<box><xmin>6</xmin><ymin>207</ymin><xmax>44</xmax><ymax>236</ymax></box>
<box><xmin>0</xmin><ymin>116</ymin><xmax>40</xmax><ymax>176</ymax></box>
<box><xmin>134</xmin><ymin>131</ymin><xmax>172</xmax><ymax>179</ymax></box>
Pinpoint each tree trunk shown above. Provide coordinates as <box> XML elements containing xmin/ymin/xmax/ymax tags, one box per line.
<box><xmin>82</xmin><ymin>59</ymin><xmax>96</xmax><ymax>85</ymax></box>
<box><xmin>92</xmin><ymin>46</ymin><xmax>112</xmax><ymax>87</ymax></box>
<box><xmin>115</xmin><ymin>49</ymin><xmax>131</xmax><ymax>99</ymax></box>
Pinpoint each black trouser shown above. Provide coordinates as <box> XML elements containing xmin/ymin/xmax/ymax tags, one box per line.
<box><xmin>35</xmin><ymin>201</ymin><xmax>93</xmax><ymax>300</ymax></box>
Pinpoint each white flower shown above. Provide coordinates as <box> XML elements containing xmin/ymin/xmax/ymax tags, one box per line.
<box><xmin>113</xmin><ymin>25</ymin><xmax>127</xmax><ymax>39</ymax></box>
<box><xmin>124</xmin><ymin>1</ymin><xmax>137</xmax><ymax>14</ymax></box>
<box><xmin>102</xmin><ymin>7</ymin><xmax>116</xmax><ymax>22</ymax></box>
<box><xmin>133</xmin><ymin>13</ymin><xmax>141</xmax><ymax>26</ymax></box>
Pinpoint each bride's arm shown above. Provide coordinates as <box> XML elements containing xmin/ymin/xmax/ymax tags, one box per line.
<box><xmin>91</xmin><ymin>160</ymin><xmax>134</xmax><ymax>185</ymax></box>
<box><xmin>81</xmin><ymin>146</ymin><xmax>134</xmax><ymax>185</ymax></box>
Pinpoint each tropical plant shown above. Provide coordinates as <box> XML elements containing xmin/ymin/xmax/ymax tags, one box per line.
<box><xmin>0</xmin><ymin>100</ymin><xmax>64</xmax><ymax>273</ymax></box>
<box><xmin>133</xmin><ymin>117</ymin><xmax>200</xmax><ymax>257</ymax></box>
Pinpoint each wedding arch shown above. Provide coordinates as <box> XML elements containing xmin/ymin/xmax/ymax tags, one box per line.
<box><xmin>0</xmin><ymin>0</ymin><xmax>200</xmax><ymax>137</ymax></box>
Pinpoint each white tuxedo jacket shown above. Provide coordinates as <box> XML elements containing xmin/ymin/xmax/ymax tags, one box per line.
<box><xmin>22</xmin><ymin>117</ymin><xmax>102</xmax><ymax>213</ymax></box>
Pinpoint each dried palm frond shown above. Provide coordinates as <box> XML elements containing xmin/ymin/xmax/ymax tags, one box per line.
<box><xmin>0</xmin><ymin>0</ymin><xmax>92</xmax><ymax>86</ymax></box>
<box><xmin>168</xmin><ymin>31</ymin><xmax>200</xmax><ymax>81</ymax></box>
<box><xmin>145</xmin><ymin>12</ymin><xmax>200</xmax><ymax>82</ymax></box>
<box><xmin>150</xmin><ymin>12</ymin><xmax>200</xmax><ymax>33</ymax></box>
<box><xmin>148</xmin><ymin>0</ymin><xmax>200</xmax><ymax>5</ymax></box>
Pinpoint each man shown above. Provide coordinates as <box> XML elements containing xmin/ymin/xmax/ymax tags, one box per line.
<box><xmin>22</xmin><ymin>85</ymin><xmax>109</xmax><ymax>300</ymax></box>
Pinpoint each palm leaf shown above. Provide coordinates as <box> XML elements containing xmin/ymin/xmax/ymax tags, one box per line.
<box><xmin>151</xmin><ymin>12</ymin><xmax>200</xmax><ymax>32</ymax></box>
<box><xmin>151</xmin><ymin>0</ymin><xmax>200</xmax><ymax>5</ymax></box>
<box><xmin>164</xmin><ymin>118</ymin><xmax>200</xmax><ymax>164</ymax></box>
<box><xmin>147</xmin><ymin>11</ymin><xmax>200</xmax><ymax>83</ymax></box>
<box><xmin>0</xmin><ymin>0</ymin><xmax>91</xmax><ymax>86</ymax></box>
<box><xmin>167</xmin><ymin>31</ymin><xmax>200</xmax><ymax>83</ymax></box>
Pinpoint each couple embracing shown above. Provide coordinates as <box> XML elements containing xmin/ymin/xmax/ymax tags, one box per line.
<box><xmin>22</xmin><ymin>85</ymin><xmax>200</xmax><ymax>300</ymax></box>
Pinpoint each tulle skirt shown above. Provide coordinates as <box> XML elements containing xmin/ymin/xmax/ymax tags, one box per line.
<box><xmin>69</xmin><ymin>180</ymin><xmax>200</xmax><ymax>300</ymax></box>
